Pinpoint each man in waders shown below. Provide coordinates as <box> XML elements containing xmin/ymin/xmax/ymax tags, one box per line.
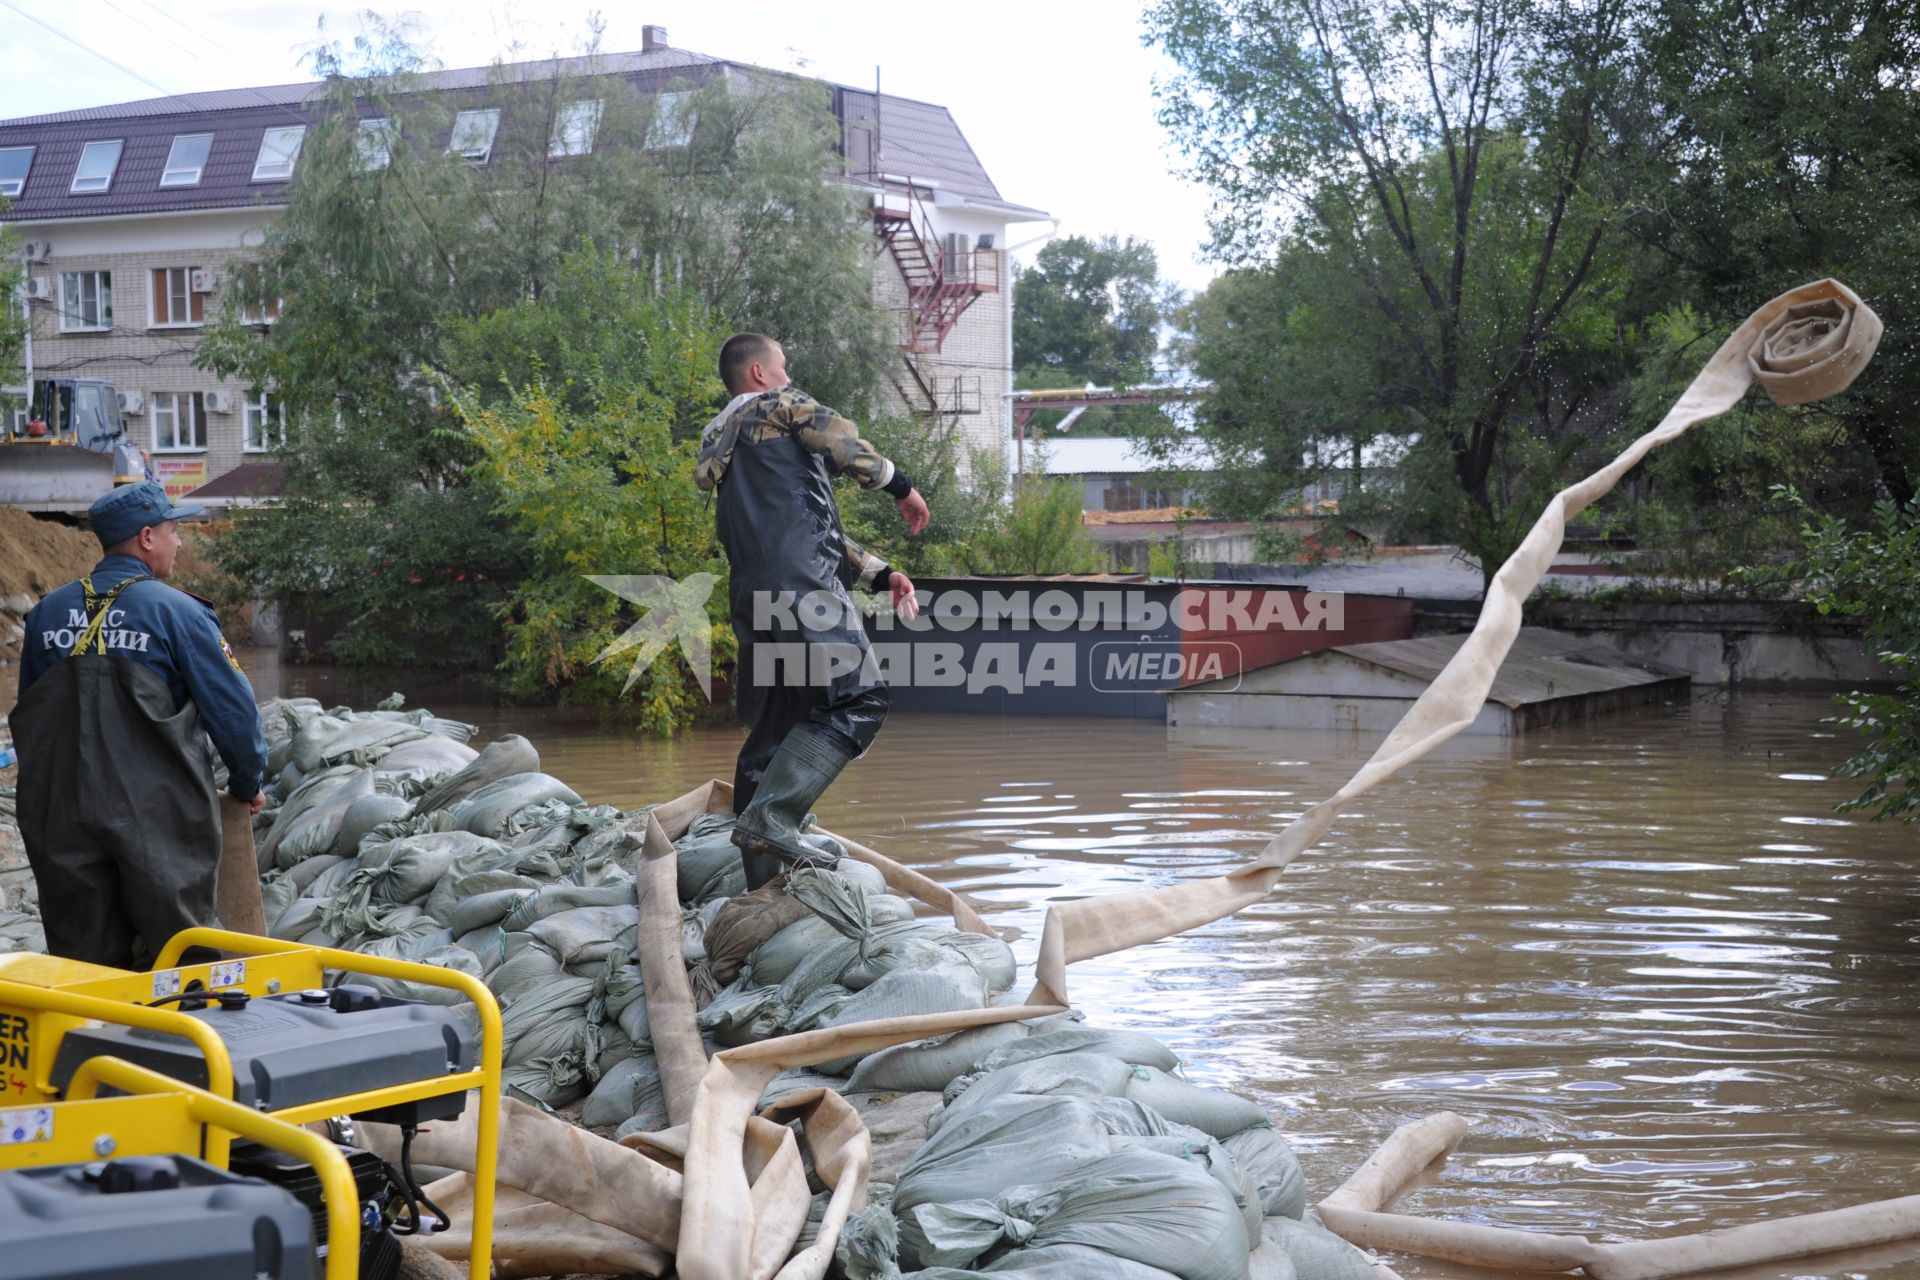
<box><xmin>12</xmin><ymin>480</ymin><xmax>267</xmax><ymax>968</ymax></box>
<box><xmin>697</xmin><ymin>333</ymin><xmax>926</xmax><ymax>888</ymax></box>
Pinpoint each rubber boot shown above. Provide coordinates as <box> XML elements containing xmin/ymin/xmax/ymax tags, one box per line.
<box><xmin>732</xmin><ymin>724</ymin><xmax>853</xmax><ymax>887</ymax></box>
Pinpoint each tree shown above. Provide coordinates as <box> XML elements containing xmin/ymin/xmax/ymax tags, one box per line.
<box><xmin>1149</xmin><ymin>0</ymin><xmax>1655</xmax><ymax>581</ymax></box>
<box><xmin>1747</xmin><ymin>490</ymin><xmax>1920</xmax><ymax>823</ymax></box>
<box><xmin>197</xmin><ymin>32</ymin><xmax>892</xmax><ymax>672</ymax></box>
<box><xmin>1014</xmin><ymin>234</ymin><xmax>1170</xmax><ymax>386</ymax></box>
<box><xmin>1634</xmin><ymin>0</ymin><xmax>1920</xmax><ymax>506</ymax></box>
<box><xmin>452</xmin><ymin>252</ymin><xmax>730</xmax><ymax>731</ymax></box>
<box><xmin>1013</xmin><ymin>234</ymin><xmax>1177</xmax><ymax>437</ymax></box>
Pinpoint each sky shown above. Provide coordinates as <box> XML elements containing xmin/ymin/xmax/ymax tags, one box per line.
<box><xmin>0</xmin><ymin>0</ymin><xmax>1225</xmax><ymax>299</ymax></box>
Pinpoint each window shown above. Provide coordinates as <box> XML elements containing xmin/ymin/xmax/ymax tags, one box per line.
<box><xmin>70</xmin><ymin>140</ymin><xmax>124</xmax><ymax>194</ymax></box>
<box><xmin>647</xmin><ymin>90</ymin><xmax>695</xmax><ymax>148</ymax></box>
<box><xmin>159</xmin><ymin>133</ymin><xmax>213</xmax><ymax>187</ymax></box>
<box><xmin>241</xmin><ymin>289</ymin><xmax>282</xmax><ymax>325</ymax></box>
<box><xmin>150</xmin><ymin>267</ymin><xmax>206</xmax><ymax>327</ymax></box>
<box><xmin>59</xmin><ymin>271</ymin><xmax>113</xmax><ymax>331</ymax></box>
<box><xmin>356</xmin><ymin>118</ymin><xmax>395</xmax><ymax>171</ymax></box>
<box><xmin>550</xmin><ymin>99</ymin><xmax>601</xmax><ymax>157</ymax></box>
<box><xmin>244</xmin><ymin>389</ymin><xmax>286</xmax><ymax>451</ymax></box>
<box><xmin>150</xmin><ymin>392</ymin><xmax>203</xmax><ymax>452</ymax></box>
<box><xmin>252</xmin><ymin>126</ymin><xmax>306</xmax><ymax>181</ymax></box>
<box><xmin>449</xmin><ymin>108</ymin><xmax>500</xmax><ymax>163</ymax></box>
<box><xmin>0</xmin><ymin>146</ymin><xmax>32</xmax><ymax>197</ymax></box>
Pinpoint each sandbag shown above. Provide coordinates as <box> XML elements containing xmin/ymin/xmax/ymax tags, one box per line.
<box><xmin>528</xmin><ymin>904</ymin><xmax>639</xmax><ymax>969</ymax></box>
<box><xmin>290</xmin><ymin>715</ymin><xmax>427</xmax><ymax>773</ymax></box>
<box><xmin>981</xmin><ymin>1026</ymin><xmax>1181</xmax><ymax>1076</ymax></box>
<box><xmin>1224</xmin><ymin>1127</ymin><xmax>1306</xmax><ymax>1220</ymax></box>
<box><xmin>703</xmin><ymin>881</ymin><xmax>813</xmax><ymax>987</ymax></box>
<box><xmin>675</xmin><ymin>813</ymin><xmax>746</xmax><ymax>904</ymax></box>
<box><xmin>335</xmin><ymin>793</ymin><xmax>414</xmax><ymax>860</ymax></box>
<box><xmin>352</xmin><ymin>944</ymin><xmax>484</xmax><ymax>1006</ymax></box>
<box><xmin>1257</xmin><ymin>1216</ymin><xmax>1376</xmax><ymax>1280</ymax></box>
<box><xmin>450</xmin><ymin>772</ymin><xmax>585</xmax><ymax>838</ymax></box>
<box><xmin>811</xmin><ymin>966</ymin><xmax>991</xmax><ymax>1074</ymax></box>
<box><xmin>448</xmin><ymin>887</ymin><xmax>535</xmax><ymax>937</ymax></box>
<box><xmin>1120</xmin><ymin>1134</ymin><xmax>1261</xmax><ymax>1249</ymax></box>
<box><xmin>581</xmin><ymin>1053</ymin><xmax>667</xmax><ymax>1130</ymax></box>
<box><xmin>269</xmin><ymin>895</ymin><xmax>327</xmax><ymax>941</ymax></box>
<box><xmin>846</xmin><ymin>1019</ymin><xmax>1035</xmax><ymax>1095</ymax></box>
<box><xmin>499</xmin><ymin>880</ymin><xmax>633</xmax><ymax>933</ymax></box>
<box><xmin>746</xmin><ymin>915</ymin><xmax>849</xmax><ymax>989</ymax></box>
<box><xmin>903</xmin><ymin>1148</ymin><xmax>1249</xmax><ymax>1280</ymax></box>
<box><xmin>421</xmin><ymin>846</ymin><xmax>545</xmax><ymax>924</ymax></box>
<box><xmin>936</xmin><ymin>1053</ymin><xmax>1139</xmax><ymax>1133</ymax></box>
<box><xmin>1121</xmin><ymin>1066</ymin><xmax>1270</xmax><ymax>1140</ymax></box>
<box><xmin>258</xmin><ymin>765</ymin><xmax>368</xmax><ymax>870</ymax></box>
<box><xmin>416</xmin><ymin>735</ymin><xmax>541</xmax><ymax>815</ymax></box>
<box><xmin>895</xmin><ymin>1097</ymin><xmax>1120</xmax><ymax>1216</ymax></box>
<box><xmin>373</xmin><ymin>734</ymin><xmax>480</xmax><ymax>779</ymax></box>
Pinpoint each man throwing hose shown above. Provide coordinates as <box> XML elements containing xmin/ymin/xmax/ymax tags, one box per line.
<box><xmin>696</xmin><ymin>334</ymin><xmax>927</xmax><ymax>888</ymax></box>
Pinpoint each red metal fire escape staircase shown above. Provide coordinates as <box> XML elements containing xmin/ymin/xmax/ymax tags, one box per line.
<box><xmin>872</xmin><ymin>184</ymin><xmax>1000</xmax><ymax>355</ymax></box>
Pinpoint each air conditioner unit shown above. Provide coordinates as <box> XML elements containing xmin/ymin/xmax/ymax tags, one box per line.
<box><xmin>20</xmin><ymin>240</ymin><xmax>51</xmax><ymax>263</ymax></box>
<box><xmin>117</xmin><ymin>390</ymin><xmax>145</xmax><ymax>414</ymax></box>
<box><xmin>23</xmin><ymin>276</ymin><xmax>53</xmax><ymax>301</ymax></box>
<box><xmin>189</xmin><ymin>268</ymin><xmax>220</xmax><ymax>293</ymax></box>
<box><xmin>205</xmin><ymin>390</ymin><xmax>233</xmax><ymax>413</ymax></box>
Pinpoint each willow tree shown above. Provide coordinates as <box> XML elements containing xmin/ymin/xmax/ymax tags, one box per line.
<box><xmin>1149</xmin><ymin>0</ymin><xmax>1657</xmax><ymax>580</ymax></box>
<box><xmin>198</xmin><ymin>37</ymin><xmax>891</xmax><ymax>670</ymax></box>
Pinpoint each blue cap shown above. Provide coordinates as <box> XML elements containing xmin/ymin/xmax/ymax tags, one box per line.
<box><xmin>90</xmin><ymin>480</ymin><xmax>205</xmax><ymax>548</ymax></box>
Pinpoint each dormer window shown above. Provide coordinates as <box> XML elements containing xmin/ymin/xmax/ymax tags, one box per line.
<box><xmin>0</xmin><ymin>146</ymin><xmax>33</xmax><ymax>198</ymax></box>
<box><xmin>70</xmin><ymin>140</ymin><xmax>124</xmax><ymax>194</ymax></box>
<box><xmin>550</xmin><ymin>100</ymin><xmax>601</xmax><ymax>157</ymax></box>
<box><xmin>449</xmin><ymin>109</ymin><xmax>500</xmax><ymax>163</ymax></box>
<box><xmin>160</xmin><ymin>134</ymin><xmax>213</xmax><ymax>187</ymax></box>
<box><xmin>252</xmin><ymin>126</ymin><xmax>306</xmax><ymax>181</ymax></box>
<box><xmin>356</xmin><ymin>118</ymin><xmax>395</xmax><ymax>171</ymax></box>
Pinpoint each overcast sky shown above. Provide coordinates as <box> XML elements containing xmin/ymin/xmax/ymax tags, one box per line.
<box><xmin>0</xmin><ymin>1</ymin><xmax>1224</xmax><ymax>300</ymax></box>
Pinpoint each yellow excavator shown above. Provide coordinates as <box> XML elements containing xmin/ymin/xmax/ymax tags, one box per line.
<box><xmin>0</xmin><ymin>378</ymin><xmax>150</xmax><ymax>513</ymax></box>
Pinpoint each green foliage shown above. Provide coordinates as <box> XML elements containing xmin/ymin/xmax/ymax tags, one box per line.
<box><xmin>1745</xmin><ymin>490</ymin><xmax>1920</xmax><ymax>822</ymax></box>
<box><xmin>1013</xmin><ymin>234</ymin><xmax>1177</xmax><ymax>437</ymax></box>
<box><xmin>833</xmin><ymin>416</ymin><xmax>998</xmax><ymax>580</ymax></box>
<box><xmin>196</xmin><ymin>32</ymin><xmax>890</xmax><ymax>687</ymax></box>
<box><xmin>1149</xmin><ymin>0</ymin><xmax>1652</xmax><ymax>580</ymax></box>
<box><xmin>1636</xmin><ymin>0</ymin><xmax>1920</xmax><ymax>505</ymax></box>
<box><xmin>958</xmin><ymin>473</ymin><xmax>1100</xmax><ymax>576</ymax></box>
<box><xmin>454</xmin><ymin>279</ymin><xmax>731</xmax><ymax>732</ymax></box>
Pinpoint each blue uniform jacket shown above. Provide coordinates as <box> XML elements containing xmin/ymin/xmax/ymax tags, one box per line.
<box><xmin>17</xmin><ymin>553</ymin><xmax>268</xmax><ymax>801</ymax></box>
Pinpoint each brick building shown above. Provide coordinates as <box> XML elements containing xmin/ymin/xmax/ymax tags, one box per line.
<box><xmin>0</xmin><ymin>29</ymin><xmax>1046</xmax><ymax>510</ymax></box>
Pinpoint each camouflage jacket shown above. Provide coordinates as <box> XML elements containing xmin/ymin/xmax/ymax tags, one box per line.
<box><xmin>696</xmin><ymin>388</ymin><xmax>913</xmax><ymax>601</ymax></box>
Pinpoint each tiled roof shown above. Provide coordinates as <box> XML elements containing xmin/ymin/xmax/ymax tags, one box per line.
<box><xmin>0</xmin><ymin>46</ymin><xmax>1044</xmax><ymax>223</ymax></box>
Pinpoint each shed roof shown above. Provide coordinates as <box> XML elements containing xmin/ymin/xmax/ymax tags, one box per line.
<box><xmin>1326</xmin><ymin>628</ymin><xmax>1686</xmax><ymax>708</ymax></box>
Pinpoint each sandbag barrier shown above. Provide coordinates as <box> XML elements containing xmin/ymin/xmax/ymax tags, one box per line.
<box><xmin>223</xmin><ymin>713</ymin><xmax>1381</xmax><ymax>1279</ymax></box>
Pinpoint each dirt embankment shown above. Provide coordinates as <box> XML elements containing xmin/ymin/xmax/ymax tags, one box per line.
<box><xmin>0</xmin><ymin>507</ymin><xmax>102</xmax><ymax>666</ymax></box>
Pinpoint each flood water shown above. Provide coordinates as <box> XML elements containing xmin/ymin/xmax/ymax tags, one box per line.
<box><xmin>254</xmin><ymin>656</ymin><xmax>1920</xmax><ymax>1278</ymax></box>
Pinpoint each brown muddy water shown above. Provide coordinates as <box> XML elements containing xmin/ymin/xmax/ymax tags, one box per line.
<box><xmin>254</xmin><ymin>657</ymin><xmax>1920</xmax><ymax>1277</ymax></box>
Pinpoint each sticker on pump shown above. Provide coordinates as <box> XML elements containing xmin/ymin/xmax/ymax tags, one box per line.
<box><xmin>0</xmin><ymin>1108</ymin><xmax>53</xmax><ymax>1145</ymax></box>
<box><xmin>209</xmin><ymin>960</ymin><xmax>246</xmax><ymax>989</ymax></box>
<box><xmin>150</xmin><ymin>969</ymin><xmax>182</xmax><ymax>1001</ymax></box>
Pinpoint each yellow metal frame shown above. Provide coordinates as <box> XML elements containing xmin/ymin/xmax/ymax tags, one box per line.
<box><xmin>4</xmin><ymin>1056</ymin><xmax>363</xmax><ymax>1280</ymax></box>
<box><xmin>0</xmin><ymin>929</ymin><xmax>500</xmax><ymax>1280</ymax></box>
